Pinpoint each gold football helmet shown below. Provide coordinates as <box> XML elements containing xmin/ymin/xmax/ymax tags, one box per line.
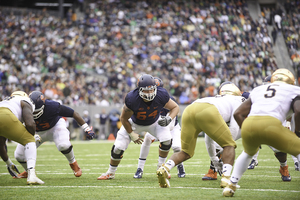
<box><xmin>271</xmin><ymin>68</ymin><xmax>295</xmax><ymax>85</ymax></box>
<box><xmin>11</xmin><ymin>91</ymin><xmax>29</xmax><ymax>98</ymax></box>
<box><xmin>219</xmin><ymin>82</ymin><xmax>242</xmax><ymax>96</ymax></box>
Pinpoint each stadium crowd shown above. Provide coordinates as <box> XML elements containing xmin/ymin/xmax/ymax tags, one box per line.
<box><xmin>0</xmin><ymin>0</ymin><xmax>278</xmax><ymax>105</ymax></box>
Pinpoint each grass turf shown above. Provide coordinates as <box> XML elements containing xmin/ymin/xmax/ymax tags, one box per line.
<box><xmin>0</xmin><ymin>138</ymin><xmax>299</xmax><ymax>200</ymax></box>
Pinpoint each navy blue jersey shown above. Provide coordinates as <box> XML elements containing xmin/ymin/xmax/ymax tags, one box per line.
<box><xmin>125</xmin><ymin>87</ymin><xmax>170</xmax><ymax>126</ymax></box>
<box><xmin>35</xmin><ymin>100</ymin><xmax>74</xmax><ymax>131</ymax></box>
<box><xmin>160</xmin><ymin>96</ymin><xmax>178</xmax><ymax>126</ymax></box>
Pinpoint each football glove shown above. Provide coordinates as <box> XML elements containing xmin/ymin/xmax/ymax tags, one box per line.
<box><xmin>7</xmin><ymin>163</ymin><xmax>20</xmax><ymax>178</ymax></box>
<box><xmin>212</xmin><ymin>159</ymin><xmax>223</xmax><ymax>176</ymax></box>
<box><xmin>85</xmin><ymin>126</ymin><xmax>95</xmax><ymax>140</ymax></box>
<box><xmin>34</xmin><ymin>134</ymin><xmax>42</xmax><ymax>144</ymax></box>
<box><xmin>158</xmin><ymin>116</ymin><xmax>172</xmax><ymax>127</ymax></box>
<box><xmin>81</xmin><ymin>123</ymin><xmax>95</xmax><ymax>140</ymax></box>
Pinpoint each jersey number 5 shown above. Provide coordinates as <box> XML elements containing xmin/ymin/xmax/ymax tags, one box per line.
<box><xmin>264</xmin><ymin>85</ymin><xmax>276</xmax><ymax>98</ymax></box>
<box><xmin>136</xmin><ymin>110</ymin><xmax>158</xmax><ymax>120</ymax></box>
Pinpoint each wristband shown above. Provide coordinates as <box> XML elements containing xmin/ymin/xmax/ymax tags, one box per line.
<box><xmin>81</xmin><ymin>123</ymin><xmax>89</xmax><ymax>131</ymax></box>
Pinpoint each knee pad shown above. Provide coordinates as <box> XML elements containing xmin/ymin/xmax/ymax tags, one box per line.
<box><xmin>159</xmin><ymin>139</ymin><xmax>172</xmax><ymax>152</ymax></box>
<box><xmin>172</xmin><ymin>146</ymin><xmax>181</xmax><ymax>153</ymax></box>
<box><xmin>111</xmin><ymin>145</ymin><xmax>124</xmax><ymax>161</ymax></box>
<box><xmin>57</xmin><ymin>143</ymin><xmax>72</xmax><ymax>154</ymax></box>
<box><xmin>60</xmin><ymin>145</ymin><xmax>73</xmax><ymax>154</ymax></box>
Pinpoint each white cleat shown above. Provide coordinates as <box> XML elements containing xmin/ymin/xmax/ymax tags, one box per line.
<box><xmin>27</xmin><ymin>169</ymin><xmax>44</xmax><ymax>185</ymax></box>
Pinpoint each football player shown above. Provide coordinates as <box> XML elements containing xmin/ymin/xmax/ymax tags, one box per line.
<box><xmin>157</xmin><ymin>82</ymin><xmax>246</xmax><ymax>188</ymax></box>
<box><xmin>14</xmin><ymin>91</ymin><xmax>95</xmax><ymax>178</ymax></box>
<box><xmin>202</xmin><ymin>82</ymin><xmax>249</xmax><ymax>181</ymax></box>
<box><xmin>223</xmin><ymin>68</ymin><xmax>300</xmax><ymax>197</ymax></box>
<box><xmin>247</xmin><ymin>75</ymin><xmax>298</xmax><ymax>181</ymax></box>
<box><xmin>133</xmin><ymin>77</ymin><xmax>185</xmax><ymax>179</ymax></box>
<box><xmin>0</xmin><ymin>91</ymin><xmax>44</xmax><ymax>185</ymax></box>
<box><xmin>97</xmin><ymin>74</ymin><xmax>179</xmax><ymax>180</ymax></box>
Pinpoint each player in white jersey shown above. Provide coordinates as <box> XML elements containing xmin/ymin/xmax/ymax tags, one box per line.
<box><xmin>157</xmin><ymin>83</ymin><xmax>246</xmax><ymax>188</ymax></box>
<box><xmin>223</xmin><ymin>68</ymin><xmax>300</xmax><ymax>197</ymax></box>
<box><xmin>0</xmin><ymin>91</ymin><xmax>44</xmax><ymax>185</ymax></box>
<box><xmin>202</xmin><ymin>82</ymin><xmax>249</xmax><ymax>181</ymax></box>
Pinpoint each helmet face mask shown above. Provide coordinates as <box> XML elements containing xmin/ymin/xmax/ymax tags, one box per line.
<box><xmin>29</xmin><ymin>91</ymin><xmax>46</xmax><ymax>119</ymax></box>
<box><xmin>219</xmin><ymin>82</ymin><xmax>241</xmax><ymax>96</ymax></box>
<box><xmin>137</xmin><ymin>74</ymin><xmax>157</xmax><ymax>101</ymax></box>
<box><xmin>271</xmin><ymin>69</ymin><xmax>295</xmax><ymax>85</ymax></box>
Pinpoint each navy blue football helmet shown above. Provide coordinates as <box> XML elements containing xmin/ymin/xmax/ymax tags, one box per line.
<box><xmin>263</xmin><ymin>75</ymin><xmax>271</xmax><ymax>85</ymax></box>
<box><xmin>137</xmin><ymin>74</ymin><xmax>157</xmax><ymax>101</ymax></box>
<box><xmin>154</xmin><ymin>77</ymin><xmax>164</xmax><ymax>88</ymax></box>
<box><xmin>29</xmin><ymin>91</ymin><xmax>46</xmax><ymax>119</ymax></box>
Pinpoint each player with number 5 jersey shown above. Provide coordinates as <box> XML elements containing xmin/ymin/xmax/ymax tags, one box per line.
<box><xmin>98</xmin><ymin>74</ymin><xmax>179</xmax><ymax>180</ymax></box>
<box><xmin>223</xmin><ymin>68</ymin><xmax>300</xmax><ymax>197</ymax></box>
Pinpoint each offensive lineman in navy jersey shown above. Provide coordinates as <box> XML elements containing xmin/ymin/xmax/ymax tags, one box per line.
<box><xmin>14</xmin><ymin>91</ymin><xmax>95</xmax><ymax>178</ymax></box>
<box><xmin>133</xmin><ymin>77</ymin><xmax>186</xmax><ymax>179</ymax></box>
<box><xmin>98</xmin><ymin>74</ymin><xmax>179</xmax><ymax>180</ymax></box>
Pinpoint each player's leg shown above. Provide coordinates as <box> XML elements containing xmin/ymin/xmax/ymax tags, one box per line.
<box><xmin>248</xmin><ymin>148</ymin><xmax>259</xmax><ymax>169</ymax></box>
<box><xmin>223</xmin><ymin>116</ymin><xmax>261</xmax><ymax>197</ymax></box>
<box><xmin>171</xmin><ymin>124</ymin><xmax>185</xmax><ymax>178</ymax></box>
<box><xmin>291</xmin><ymin>155</ymin><xmax>299</xmax><ymax>171</ymax></box>
<box><xmin>269</xmin><ymin>146</ymin><xmax>291</xmax><ymax>181</ymax></box>
<box><xmin>98</xmin><ymin>125</ymin><xmax>130</xmax><ymax>180</ymax></box>
<box><xmin>151</xmin><ymin>119</ymin><xmax>173</xmax><ymax>170</ymax></box>
<box><xmin>52</xmin><ymin>119</ymin><xmax>81</xmax><ymax>177</ymax></box>
<box><xmin>1</xmin><ymin>110</ymin><xmax>43</xmax><ymax>184</ymax></box>
<box><xmin>134</xmin><ymin>132</ymin><xmax>157</xmax><ymax>179</ymax></box>
<box><xmin>157</xmin><ymin>104</ymin><xmax>199</xmax><ymax>188</ymax></box>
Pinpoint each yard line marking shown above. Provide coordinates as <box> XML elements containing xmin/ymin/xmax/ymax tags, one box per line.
<box><xmin>0</xmin><ymin>185</ymin><xmax>299</xmax><ymax>192</ymax></box>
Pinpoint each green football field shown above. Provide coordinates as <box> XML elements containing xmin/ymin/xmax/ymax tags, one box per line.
<box><xmin>0</xmin><ymin>138</ymin><xmax>299</xmax><ymax>200</ymax></box>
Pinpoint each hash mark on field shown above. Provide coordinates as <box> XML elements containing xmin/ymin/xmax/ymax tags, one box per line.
<box><xmin>0</xmin><ymin>185</ymin><xmax>299</xmax><ymax>193</ymax></box>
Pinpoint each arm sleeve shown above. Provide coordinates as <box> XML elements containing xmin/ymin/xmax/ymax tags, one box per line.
<box><xmin>58</xmin><ymin>105</ymin><xmax>74</xmax><ymax>117</ymax></box>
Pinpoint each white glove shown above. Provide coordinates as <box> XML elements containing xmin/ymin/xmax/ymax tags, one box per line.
<box><xmin>34</xmin><ymin>134</ymin><xmax>42</xmax><ymax>144</ymax></box>
<box><xmin>158</xmin><ymin>116</ymin><xmax>172</xmax><ymax>127</ymax></box>
<box><xmin>129</xmin><ymin>131</ymin><xmax>139</xmax><ymax>142</ymax></box>
<box><xmin>212</xmin><ymin>158</ymin><xmax>223</xmax><ymax>176</ymax></box>
<box><xmin>7</xmin><ymin>163</ymin><xmax>20</xmax><ymax>178</ymax></box>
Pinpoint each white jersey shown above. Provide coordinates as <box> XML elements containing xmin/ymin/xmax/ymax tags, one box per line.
<box><xmin>0</xmin><ymin>96</ymin><xmax>35</xmax><ymax>122</ymax></box>
<box><xmin>249</xmin><ymin>82</ymin><xmax>300</xmax><ymax>123</ymax></box>
<box><xmin>193</xmin><ymin>95</ymin><xmax>246</xmax><ymax>123</ymax></box>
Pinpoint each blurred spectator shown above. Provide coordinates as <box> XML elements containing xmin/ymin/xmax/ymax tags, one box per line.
<box><xmin>0</xmin><ymin>0</ymin><xmax>278</xmax><ymax>103</ymax></box>
<box><xmin>99</xmin><ymin>109</ymin><xmax>108</xmax><ymax>140</ymax></box>
<box><xmin>72</xmin><ymin>118</ymin><xmax>81</xmax><ymax>140</ymax></box>
<box><xmin>109</xmin><ymin>111</ymin><xmax>120</xmax><ymax>139</ymax></box>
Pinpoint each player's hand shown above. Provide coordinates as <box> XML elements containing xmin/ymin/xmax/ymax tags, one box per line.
<box><xmin>7</xmin><ymin>163</ymin><xmax>20</xmax><ymax>178</ymax></box>
<box><xmin>85</xmin><ymin>126</ymin><xmax>95</xmax><ymax>140</ymax></box>
<box><xmin>129</xmin><ymin>131</ymin><xmax>143</xmax><ymax>144</ymax></box>
<box><xmin>158</xmin><ymin>116</ymin><xmax>172</xmax><ymax>127</ymax></box>
<box><xmin>212</xmin><ymin>159</ymin><xmax>223</xmax><ymax>176</ymax></box>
